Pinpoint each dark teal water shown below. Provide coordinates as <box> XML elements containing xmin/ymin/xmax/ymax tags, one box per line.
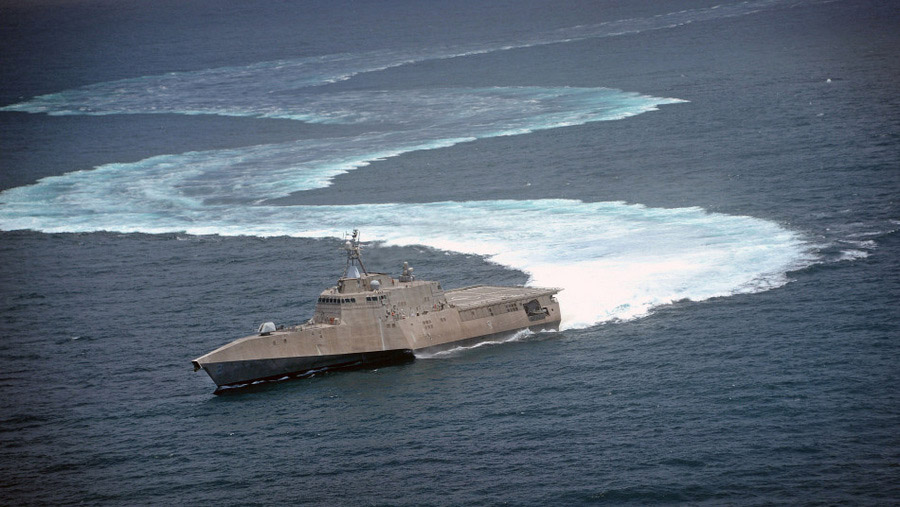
<box><xmin>1</xmin><ymin>0</ymin><xmax>898</xmax><ymax>504</ymax></box>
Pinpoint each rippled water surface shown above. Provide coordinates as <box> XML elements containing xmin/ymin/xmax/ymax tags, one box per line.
<box><xmin>1</xmin><ymin>0</ymin><xmax>898</xmax><ymax>504</ymax></box>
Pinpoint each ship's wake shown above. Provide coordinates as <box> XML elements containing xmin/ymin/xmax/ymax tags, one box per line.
<box><xmin>2</xmin><ymin>0</ymin><xmax>815</xmax><ymax>119</ymax></box>
<box><xmin>415</xmin><ymin>328</ymin><xmax>544</xmax><ymax>359</ymax></box>
<box><xmin>0</xmin><ymin>0</ymin><xmax>823</xmax><ymax>332</ymax></box>
<box><xmin>0</xmin><ymin>198</ymin><xmax>818</xmax><ymax>331</ymax></box>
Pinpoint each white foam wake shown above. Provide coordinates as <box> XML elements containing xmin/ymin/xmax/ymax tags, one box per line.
<box><xmin>415</xmin><ymin>329</ymin><xmax>537</xmax><ymax>359</ymax></box>
<box><xmin>1</xmin><ymin>0</ymin><xmax>814</xmax><ymax>117</ymax></box>
<box><xmin>0</xmin><ymin>87</ymin><xmax>683</xmax><ymax>205</ymax></box>
<box><xmin>0</xmin><ymin>198</ymin><xmax>816</xmax><ymax>330</ymax></box>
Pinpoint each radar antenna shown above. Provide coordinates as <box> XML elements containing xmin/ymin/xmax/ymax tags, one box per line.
<box><xmin>341</xmin><ymin>229</ymin><xmax>368</xmax><ymax>278</ymax></box>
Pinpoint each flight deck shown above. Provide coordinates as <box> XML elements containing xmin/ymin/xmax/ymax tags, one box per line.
<box><xmin>445</xmin><ymin>285</ymin><xmax>560</xmax><ymax>309</ymax></box>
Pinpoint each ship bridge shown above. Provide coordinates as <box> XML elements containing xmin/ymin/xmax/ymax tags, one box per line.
<box><xmin>310</xmin><ymin>231</ymin><xmax>447</xmax><ymax>325</ymax></box>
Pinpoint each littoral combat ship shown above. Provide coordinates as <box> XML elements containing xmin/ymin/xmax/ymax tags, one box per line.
<box><xmin>193</xmin><ymin>230</ymin><xmax>561</xmax><ymax>390</ymax></box>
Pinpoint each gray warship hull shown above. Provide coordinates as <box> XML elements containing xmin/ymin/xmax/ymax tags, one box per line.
<box><xmin>194</xmin><ymin>285</ymin><xmax>561</xmax><ymax>389</ymax></box>
<box><xmin>197</xmin><ymin>320</ymin><xmax>559</xmax><ymax>389</ymax></box>
<box><xmin>193</xmin><ymin>232</ymin><xmax>561</xmax><ymax>390</ymax></box>
<box><xmin>196</xmin><ymin>349</ymin><xmax>416</xmax><ymax>388</ymax></box>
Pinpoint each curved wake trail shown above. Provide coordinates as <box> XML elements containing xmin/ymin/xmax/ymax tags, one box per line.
<box><xmin>0</xmin><ymin>197</ymin><xmax>816</xmax><ymax>330</ymax></box>
<box><xmin>3</xmin><ymin>0</ymin><xmax>814</xmax><ymax>118</ymax></box>
<box><xmin>0</xmin><ymin>87</ymin><xmax>683</xmax><ymax>203</ymax></box>
<box><xmin>0</xmin><ymin>85</ymin><xmax>812</xmax><ymax>331</ymax></box>
<box><xmin>0</xmin><ymin>0</ymin><xmax>826</xmax><ymax>330</ymax></box>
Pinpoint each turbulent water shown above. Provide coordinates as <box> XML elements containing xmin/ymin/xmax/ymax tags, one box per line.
<box><xmin>1</xmin><ymin>0</ymin><xmax>897</xmax><ymax>504</ymax></box>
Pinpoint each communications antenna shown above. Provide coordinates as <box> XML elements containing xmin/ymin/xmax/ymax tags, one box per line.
<box><xmin>341</xmin><ymin>229</ymin><xmax>368</xmax><ymax>278</ymax></box>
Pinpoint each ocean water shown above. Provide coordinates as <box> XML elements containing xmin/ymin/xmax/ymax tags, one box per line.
<box><xmin>1</xmin><ymin>0</ymin><xmax>898</xmax><ymax>504</ymax></box>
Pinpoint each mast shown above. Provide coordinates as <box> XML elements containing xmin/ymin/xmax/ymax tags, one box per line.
<box><xmin>341</xmin><ymin>229</ymin><xmax>368</xmax><ymax>278</ymax></box>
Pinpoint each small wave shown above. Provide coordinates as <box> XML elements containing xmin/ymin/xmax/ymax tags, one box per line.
<box><xmin>836</xmin><ymin>250</ymin><xmax>869</xmax><ymax>262</ymax></box>
<box><xmin>416</xmin><ymin>328</ymin><xmax>536</xmax><ymax>359</ymax></box>
<box><xmin>847</xmin><ymin>230</ymin><xmax>894</xmax><ymax>239</ymax></box>
<box><xmin>840</xmin><ymin>239</ymin><xmax>876</xmax><ymax>249</ymax></box>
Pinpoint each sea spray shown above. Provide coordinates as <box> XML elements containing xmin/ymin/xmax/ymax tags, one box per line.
<box><xmin>415</xmin><ymin>328</ymin><xmax>538</xmax><ymax>359</ymax></box>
